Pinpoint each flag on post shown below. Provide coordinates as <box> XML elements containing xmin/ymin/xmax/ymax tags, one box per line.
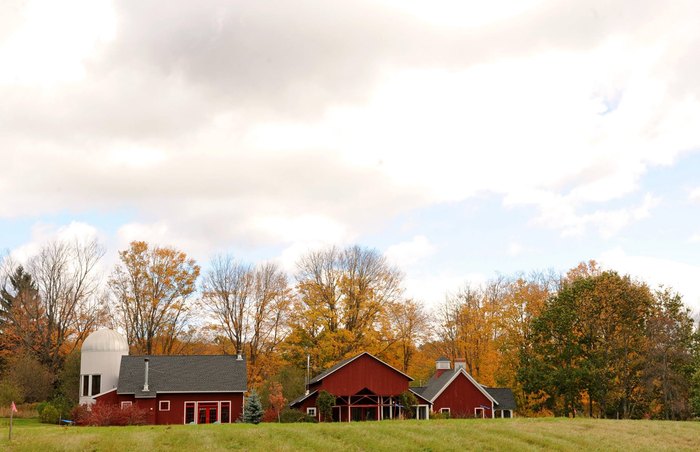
<box><xmin>11</xmin><ymin>401</ymin><xmax>18</xmax><ymax>413</ymax></box>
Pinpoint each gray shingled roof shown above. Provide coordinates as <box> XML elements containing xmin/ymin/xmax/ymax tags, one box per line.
<box><xmin>484</xmin><ymin>387</ymin><xmax>517</xmax><ymax>410</ymax></box>
<box><xmin>117</xmin><ymin>355</ymin><xmax>247</xmax><ymax>398</ymax></box>
<box><xmin>415</xmin><ymin>369</ymin><xmax>457</xmax><ymax>402</ymax></box>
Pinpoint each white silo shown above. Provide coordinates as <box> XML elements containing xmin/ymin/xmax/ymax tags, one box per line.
<box><xmin>79</xmin><ymin>329</ymin><xmax>129</xmax><ymax>405</ymax></box>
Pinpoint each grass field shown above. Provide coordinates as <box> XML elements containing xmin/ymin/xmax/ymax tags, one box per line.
<box><xmin>1</xmin><ymin>417</ymin><xmax>698</xmax><ymax>451</ymax></box>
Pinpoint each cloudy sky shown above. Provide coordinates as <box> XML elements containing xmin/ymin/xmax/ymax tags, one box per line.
<box><xmin>2</xmin><ymin>0</ymin><xmax>700</xmax><ymax>311</ymax></box>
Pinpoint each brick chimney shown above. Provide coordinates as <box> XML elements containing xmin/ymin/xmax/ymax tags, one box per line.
<box><xmin>435</xmin><ymin>357</ymin><xmax>451</xmax><ymax>378</ymax></box>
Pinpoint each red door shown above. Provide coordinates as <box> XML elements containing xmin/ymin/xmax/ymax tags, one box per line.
<box><xmin>198</xmin><ymin>403</ymin><xmax>218</xmax><ymax>424</ymax></box>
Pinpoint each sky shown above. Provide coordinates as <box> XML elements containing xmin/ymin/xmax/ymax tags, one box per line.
<box><xmin>1</xmin><ymin>0</ymin><xmax>700</xmax><ymax>312</ymax></box>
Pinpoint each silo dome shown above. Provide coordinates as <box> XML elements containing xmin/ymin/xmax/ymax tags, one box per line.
<box><xmin>82</xmin><ymin>329</ymin><xmax>129</xmax><ymax>353</ymax></box>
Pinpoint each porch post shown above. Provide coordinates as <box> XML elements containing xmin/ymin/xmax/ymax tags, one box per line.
<box><xmin>348</xmin><ymin>398</ymin><xmax>351</xmax><ymax>423</ymax></box>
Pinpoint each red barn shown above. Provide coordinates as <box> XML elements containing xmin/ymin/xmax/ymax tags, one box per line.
<box><xmin>290</xmin><ymin>352</ymin><xmax>430</xmax><ymax>421</ymax></box>
<box><xmin>413</xmin><ymin>357</ymin><xmax>516</xmax><ymax>418</ymax></box>
<box><xmin>93</xmin><ymin>355</ymin><xmax>247</xmax><ymax>424</ymax></box>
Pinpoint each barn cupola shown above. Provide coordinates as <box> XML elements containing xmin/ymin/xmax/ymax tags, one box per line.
<box><xmin>455</xmin><ymin>357</ymin><xmax>467</xmax><ymax>371</ymax></box>
<box><xmin>79</xmin><ymin>329</ymin><xmax>129</xmax><ymax>405</ymax></box>
<box><xmin>435</xmin><ymin>356</ymin><xmax>451</xmax><ymax>378</ymax></box>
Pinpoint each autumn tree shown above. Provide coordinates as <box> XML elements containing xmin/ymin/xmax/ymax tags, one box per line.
<box><xmin>284</xmin><ymin>245</ymin><xmax>403</xmax><ymax>371</ymax></box>
<box><xmin>385</xmin><ymin>298</ymin><xmax>430</xmax><ymax>373</ymax></box>
<box><xmin>0</xmin><ymin>240</ymin><xmax>105</xmax><ymax>377</ymax></box>
<box><xmin>202</xmin><ymin>256</ymin><xmax>290</xmax><ymax>384</ymax></box>
<box><xmin>110</xmin><ymin>241</ymin><xmax>200</xmax><ymax>355</ymax></box>
<box><xmin>267</xmin><ymin>381</ymin><xmax>287</xmax><ymax>422</ymax></box>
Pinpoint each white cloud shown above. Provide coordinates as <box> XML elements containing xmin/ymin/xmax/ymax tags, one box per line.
<box><xmin>385</xmin><ymin>235</ymin><xmax>436</xmax><ymax>267</ymax></box>
<box><xmin>689</xmin><ymin>187</ymin><xmax>700</xmax><ymax>203</ymax></box>
<box><xmin>598</xmin><ymin>247</ymin><xmax>700</xmax><ymax>313</ymax></box>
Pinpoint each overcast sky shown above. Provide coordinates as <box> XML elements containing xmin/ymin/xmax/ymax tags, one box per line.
<box><xmin>2</xmin><ymin>0</ymin><xmax>700</xmax><ymax>311</ymax></box>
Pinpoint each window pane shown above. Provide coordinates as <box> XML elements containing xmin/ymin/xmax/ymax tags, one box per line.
<box><xmin>185</xmin><ymin>403</ymin><xmax>195</xmax><ymax>424</ymax></box>
<box><xmin>221</xmin><ymin>402</ymin><xmax>230</xmax><ymax>423</ymax></box>
<box><xmin>91</xmin><ymin>375</ymin><xmax>101</xmax><ymax>396</ymax></box>
<box><xmin>82</xmin><ymin>375</ymin><xmax>89</xmax><ymax>397</ymax></box>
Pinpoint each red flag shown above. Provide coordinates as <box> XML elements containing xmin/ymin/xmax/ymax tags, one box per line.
<box><xmin>11</xmin><ymin>401</ymin><xmax>17</xmax><ymax>413</ymax></box>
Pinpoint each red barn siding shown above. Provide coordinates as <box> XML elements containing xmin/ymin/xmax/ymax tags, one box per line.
<box><xmin>318</xmin><ymin>354</ymin><xmax>409</xmax><ymax>396</ymax></box>
<box><xmin>432</xmin><ymin>373</ymin><xmax>492</xmax><ymax>418</ymax></box>
<box><xmin>94</xmin><ymin>391</ymin><xmax>244</xmax><ymax>424</ymax></box>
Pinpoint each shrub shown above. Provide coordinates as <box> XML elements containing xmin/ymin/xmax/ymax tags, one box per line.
<box><xmin>430</xmin><ymin>411</ymin><xmax>450</xmax><ymax>420</ymax></box>
<box><xmin>279</xmin><ymin>408</ymin><xmax>317</xmax><ymax>423</ymax></box>
<box><xmin>71</xmin><ymin>404</ymin><xmax>91</xmax><ymax>426</ymax></box>
<box><xmin>316</xmin><ymin>390</ymin><xmax>335</xmax><ymax>422</ymax></box>
<box><xmin>40</xmin><ymin>404</ymin><xmax>61</xmax><ymax>424</ymax></box>
<box><xmin>398</xmin><ymin>391</ymin><xmax>417</xmax><ymax>419</ymax></box>
<box><xmin>74</xmin><ymin>403</ymin><xmax>148</xmax><ymax>426</ymax></box>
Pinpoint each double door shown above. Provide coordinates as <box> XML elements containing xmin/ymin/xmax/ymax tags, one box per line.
<box><xmin>198</xmin><ymin>403</ymin><xmax>218</xmax><ymax>424</ymax></box>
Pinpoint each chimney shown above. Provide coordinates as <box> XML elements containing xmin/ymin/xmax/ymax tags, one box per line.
<box><xmin>143</xmin><ymin>358</ymin><xmax>150</xmax><ymax>392</ymax></box>
<box><xmin>435</xmin><ymin>357</ymin><xmax>451</xmax><ymax>378</ymax></box>
<box><xmin>455</xmin><ymin>357</ymin><xmax>467</xmax><ymax>371</ymax></box>
<box><xmin>236</xmin><ymin>350</ymin><xmax>243</xmax><ymax>361</ymax></box>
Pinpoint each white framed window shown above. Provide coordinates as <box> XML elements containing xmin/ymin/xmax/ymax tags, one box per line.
<box><xmin>159</xmin><ymin>400</ymin><xmax>170</xmax><ymax>411</ymax></box>
<box><xmin>474</xmin><ymin>407</ymin><xmax>484</xmax><ymax>418</ymax></box>
<box><xmin>306</xmin><ymin>407</ymin><xmax>317</xmax><ymax>417</ymax></box>
<box><xmin>440</xmin><ymin>408</ymin><xmax>450</xmax><ymax>414</ymax></box>
<box><xmin>121</xmin><ymin>401</ymin><xmax>133</xmax><ymax>409</ymax></box>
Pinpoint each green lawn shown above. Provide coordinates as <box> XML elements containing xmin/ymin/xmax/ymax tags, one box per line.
<box><xmin>1</xmin><ymin>417</ymin><xmax>698</xmax><ymax>451</ymax></box>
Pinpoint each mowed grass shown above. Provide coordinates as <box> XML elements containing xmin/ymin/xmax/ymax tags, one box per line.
<box><xmin>1</xmin><ymin>417</ymin><xmax>699</xmax><ymax>452</ymax></box>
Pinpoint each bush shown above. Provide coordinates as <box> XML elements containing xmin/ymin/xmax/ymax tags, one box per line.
<box><xmin>316</xmin><ymin>390</ymin><xmax>335</xmax><ymax>422</ymax></box>
<box><xmin>430</xmin><ymin>411</ymin><xmax>450</xmax><ymax>420</ymax></box>
<box><xmin>73</xmin><ymin>403</ymin><xmax>148</xmax><ymax>426</ymax></box>
<box><xmin>398</xmin><ymin>391</ymin><xmax>417</xmax><ymax>419</ymax></box>
<box><xmin>40</xmin><ymin>404</ymin><xmax>60</xmax><ymax>424</ymax></box>
<box><xmin>49</xmin><ymin>395</ymin><xmax>75</xmax><ymax>420</ymax></box>
<box><xmin>279</xmin><ymin>407</ymin><xmax>317</xmax><ymax>423</ymax></box>
<box><xmin>71</xmin><ymin>404</ymin><xmax>91</xmax><ymax>426</ymax></box>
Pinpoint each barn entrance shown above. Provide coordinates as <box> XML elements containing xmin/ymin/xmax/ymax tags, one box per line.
<box><xmin>198</xmin><ymin>403</ymin><xmax>218</xmax><ymax>424</ymax></box>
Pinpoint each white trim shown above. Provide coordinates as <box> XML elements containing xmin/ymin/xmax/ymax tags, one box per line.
<box><xmin>183</xmin><ymin>400</ymin><xmax>232</xmax><ymax>424</ymax></box>
<box><xmin>474</xmin><ymin>407</ymin><xmax>485</xmax><ymax>418</ymax></box>
<box><xmin>429</xmin><ymin>369</ymin><xmax>498</xmax><ymax>405</ymax></box>
<box><xmin>440</xmin><ymin>407</ymin><xmax>450</xmax><ymax>414</ymax></box>
<box><xmin>289</xmin><ymin>390</ymin><xmax>317</xmax><ymax>407</ymax></box>
<box><xmin>120</xmin><ymin>390</ymin><xmax>246</xmax><ymax>395</ymax></box>
<box><xmin>159</xmin><ymin>400</ymin><xmax>170</xmax><ymax>411</ymax></box>
<box><xmin>306</xmin><ymin>407</ymin><xmax>317</xmax><ymax>417</ymax></box>
<box><xmin>91</xmin><ymin>387</ymin><xmax>118</xmax><ymax>399</ymax></box>
<box><xmin>310</xmin><ymin>352</ymin><xmax>414</xmax><ymax>384</ymax></box>
<box><xmin>121</xmin><ymin>401</ymin><xmax>133</xmax><ymax>409</ymax></box>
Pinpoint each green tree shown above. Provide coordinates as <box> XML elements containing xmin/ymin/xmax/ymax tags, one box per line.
<box><xmin>398</xmin><ymin>390</ymin><xmax>417</xmax><ymax>419</ymax></box>
<box><xmin>243</xmin><ymin>389</ymin><xmax>264</xmax><ymax>424</ymax></box>
<box><xmin>315</xmin><ymin>390</ymin><xmax>335</xmax><ymax>422</ymax></box>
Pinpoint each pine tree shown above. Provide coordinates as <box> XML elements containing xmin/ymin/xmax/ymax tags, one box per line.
<box><xmin>243</xmin><ymin>389</ymin><xmax>264</xmax><ymax>424</ymax></box>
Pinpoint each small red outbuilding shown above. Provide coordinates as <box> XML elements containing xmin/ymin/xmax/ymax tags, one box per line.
<box><xmin>93</xmin><ymin>355</ymin><xmax>246</xmax><ymax>425</ymax></box>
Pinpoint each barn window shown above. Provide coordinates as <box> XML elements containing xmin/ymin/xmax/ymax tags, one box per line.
<box><xmin>91</xmin><ymin>375</ymin><xmax>101</xmax><ymax>396</ymax></box>
<box><xmin>307</xmin><ymin>407</ymin><xmax>317</xmax><ymax>417</ymax></box>
<box><xmin>474</xmin><ymin>407</ymin><xmax>485</xmax><ymax>418</ymax></box>
<box><xmin>82</xmin><ymin>375</ymin><xmax>89</xmax><ymax>397</ymax></box>
<box><xmin>221</xmin><ymin>402</ymin><xmax>231</xmax><ymax>423</ymax></box>
<box><xmin>440</xmin><ymin>408</ymin><xmax>451</xmax><ymax>415</ymax></box>
<box><xmin>121</xmin><ymin>401</ymin><xmax>132</xmax><ymax>409</ymax></box>
<box><xmin>185</xmin><ymin>402</ymin><xmax>195</xmax><ymax>424</ymax></box>
<box><xmin>159</xmin><ymin>400</ymin><xmax>170</xmax><ymax>411</ymax></box>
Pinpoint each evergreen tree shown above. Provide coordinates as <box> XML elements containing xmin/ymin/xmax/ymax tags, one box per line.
<box><xmin>243</xmin><ymin>389</ymin><xmax>264</xmax><ymax>424</ymax></box>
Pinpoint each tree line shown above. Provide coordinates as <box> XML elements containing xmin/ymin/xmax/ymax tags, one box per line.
<box><xmin>1</xmin><ymin>239</ymin><xmax>699</xmax><ymax>419</ymax></box>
